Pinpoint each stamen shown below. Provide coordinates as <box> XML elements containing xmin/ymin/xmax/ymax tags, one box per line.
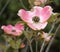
<box><xmin>32</xmin><ymin>16</ymin><xmax>40</xmax><ymax>23</ymax></box>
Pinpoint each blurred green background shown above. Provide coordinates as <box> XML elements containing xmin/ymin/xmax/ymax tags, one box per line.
<box><xmin>0</xmin><ymin>0</ymin><xmax>60</xmax><ymax>52</ymax></box>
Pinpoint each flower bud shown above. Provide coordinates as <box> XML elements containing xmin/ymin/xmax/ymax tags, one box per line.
<box><xmin>20</xmin><ymin>43</ymin><xmax>25</xmax><ymax>48</ymax></box>
<box><xmin>42</xmin><ymin>32</ymin><xmax>51</xmax><ymax>41</ymax></box>
<box><xmin>34</xmin><ymin>0</ymin><xmax>41</xmax><ymax>6</ymax></box>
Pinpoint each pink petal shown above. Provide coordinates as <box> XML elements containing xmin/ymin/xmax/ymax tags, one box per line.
<box><xmin>27</xmin><ymin>22</ymin><xmax>47</xmax><ymax>30</ymax></box>
<box><xmin>40</xmin><ymin>6</ymin><xmax>53</xmax><ymax>22</ymax></box>
<box><xmin>17</xmin><ymin>9</ymin><xmax>33</xmax><ymax>23</ymax></box>
<box><xmin>1</xmin><ymin>24</ymin><xmax>23</xmax><ymax>36</ymax></box>
<box><xmin>15</xmin><ymin>23</ymin><xmax>24</xmax><ymax>30</ymax></box>
<box><xmin>32</xmin><ymin>6</ymin><xmax>42</xmax><ymax>16</ymax></box>
<box><xmin>11</xmin><ymin>31</ymin><xmax>22</xmax><ymax>36</ymax></box>
<box><xmin>6</xmin><ymin>25</ymin><xmax>13</xmax><ymax>30</ymax></box>
<box><xmin>1</xmin><ymin>25</ymin><xmax>13</xmax><ymax>34</ymax></box>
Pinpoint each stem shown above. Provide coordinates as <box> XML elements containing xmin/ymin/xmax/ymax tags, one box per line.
<box><xmin>27</xmin><ymin>39</ymin><xmax>33</xmax><ymax>52</ymax></box>
<box><xmin>36</xmin><ymin>40</ymin><xmax>38</xmax><ymax>52</ymax></box>
<box><xmin>23</xmin><ymin>31</ymin><xmax>33</xmax><ymax>52</ymax></box>
<box><xmin>40</xmin><ymin>40</ymin><xmax>45</xmax><ymax>52</ymax></box>
<box><xmin>29</xmin><ymin>44</ymin><xmax>33</xmax><ymax>52</ymax></box>
<box><xmin>40</xmin><ymin>22</ymin><xmax>55</xmax><ymax>52</ymax></box>
<box><xmin>35</xmin><ymin>31</ymin><xmax>38</xmax><ymax>52</ymax></box>
<box><xmin>45</xmin><ymin>24</ymin><xmax>60</xmax><ymax>52</ymax></box>
<box><xmin>48</xmin><ymin>23</ymin><xmax>55</xmax><ymax>35</ymax></box>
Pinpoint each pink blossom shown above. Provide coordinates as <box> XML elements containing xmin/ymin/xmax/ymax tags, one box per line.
<box><xmin>18</xmin><ymin>6</ymin><xmax>52</xmax><ymax>30</ymax></box>
<box><xmin>1</xmin><ymin>23</ymin><xmax>24</xmax><ymax>36</ymax></box>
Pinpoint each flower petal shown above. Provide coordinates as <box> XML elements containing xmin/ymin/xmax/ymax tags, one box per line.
<box><xmin>11</xmin><ymin>31</ymin><xmax>22</xmax><ymax>36</ymax></box>
<box><xmin>1</xmin><ymin>24</ymin><xmax>24</xmax><ymax>36</ymax></box>
<box><xmin>40</xmin><ymin>6</ymin><xmax>53</xmax><ymax>22</ymax></box>
<box><xmin>27</xmin><ymin>22</ymin><xmax>47</xmax><ymax>30</ymax></box>
<box><xmin>17</xmin><ymin>9</ymin><xmax>33</xmax><ymax>23</ymax></box>
<box><xmin>1</xmin><ymin>25</ymin><xmax>13</xmax><ymax>34</ymax></box>
<box><xmin>15</xmin><ymin>23</ymin><xmax>24</xmax><ymax>30</ymax></box>
<box><xmin>32</xmin><ymin>6</ymin><xmax>42</xmax><ymax>16</ymax></box>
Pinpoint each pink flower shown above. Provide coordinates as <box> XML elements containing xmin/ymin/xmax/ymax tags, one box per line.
<box><xmin>18</xmin><ymin>6</ymin><xmax>52</xmax><ymax>30</ymax></box>
<box><xmin>1</xmin><ymin>23</ymin><xmax>24</xmax><ymax>36</ymax></box>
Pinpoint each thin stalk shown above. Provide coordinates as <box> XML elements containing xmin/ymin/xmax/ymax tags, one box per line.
<box><xmin>23</xmin><ymin>31</ymin><xmax>33</xmax><ymax>52</ymax></box>
<box><xmin>45</xmin><ymin>24</ymin><xmax>60</xmax><ymax>52</ymax></box>
<box><xmin>35</xmin><ymin>31</ymin><xmax>38</xmax><ymax>52</ymax></box>
<box><xmin>40</xmin><ymin>40</ymin><xmax>45</xmax><ymax>52</ymax></box>
<box><xmin>40</xmin><ymin>22</ymin><xmax>55</xmax><ymax>52</ymax></box>
<box><xmin>36</xmin><ymin>40</ymin><xmax>38</xmax><ymax>52</ymax></box>
<box><xmin>29</xmin><ymin>43</ymin><xmax>33</xmax><ymax>52</ymax></box>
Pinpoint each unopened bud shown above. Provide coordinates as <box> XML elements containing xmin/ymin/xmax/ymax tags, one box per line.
<box><xmin>34</xmin><ymin>0</ymin><xmax>41</xmax><ymax>6</ymax></box>
<box><xmin>20</xmin><ymin>43</ymin><xmax>25</xmax><ymax>48</ymax></box>
<box><xmin>45</xmin><ymin>36</ymin><xmax>51</xmax><ymax>41</ymax></box>
<box><xmin>42</xmin><ymin>32</ymin><xmax>51</xmax><ymax>41</ymax></box>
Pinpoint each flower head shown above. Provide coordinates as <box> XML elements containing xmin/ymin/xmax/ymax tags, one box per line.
<box><xmin>18</xmin><ymin>6</ymin><xmax>53</xmax><ymax>30</ymax></box>
<box><xmin>1</xmin><ymin>23</ymin><xmax>24</xmax><ymax>36</ymax></box>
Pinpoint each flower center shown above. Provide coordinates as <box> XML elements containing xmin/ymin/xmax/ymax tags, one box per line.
<box><xmin>12</xmin><ymin>30</ymin><xmax>16</xmax><ymax>32</ymax></box>
<box><xmin>32</xmin><ymin>16</ymin><xmax>40</xmax><ymax>23</ymax></box>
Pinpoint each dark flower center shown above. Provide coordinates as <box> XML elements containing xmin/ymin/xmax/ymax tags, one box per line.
<box><xmin>12</xmin><ymin>30</ymin><xmax>16</xmax><ymax>32</ymax></box>
<box><xmin>32</xmin><ymin>16</ymin><xmax>40</xmax><ymax>23</ymax></box>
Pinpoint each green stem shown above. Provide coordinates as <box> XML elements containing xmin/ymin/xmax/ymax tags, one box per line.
<box><xmin>23</xmin><ymin>31</ymin><xmax>33</xmax><ymax>52</ymax></box>
<box><xmin>29</xmin><ymin>43</ymin><xmax>33</xmax><ymax>52</ymax></box>
<box><xmin>40</xmin><ymin>40</ymin><xmax>45</xmax><ymax>52</ymax></box>
<box><xmin>27</xmin><ymin>39</ymin><xmax>33</xmax><ymax>52</ymax></box>
<box><xmin>36</xmin><ymin>40</ymin><xmax>38</xmax><ymax>52</ymax></box>
<box><xmin>35</xmin><ymin>31</ymin><xmax>38</xmax><ymax>52</ymax></box>
<box><xmin>45</xmin><ymin>24</ymin><xmax>60</xmax><ymax>52</ymax></box>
